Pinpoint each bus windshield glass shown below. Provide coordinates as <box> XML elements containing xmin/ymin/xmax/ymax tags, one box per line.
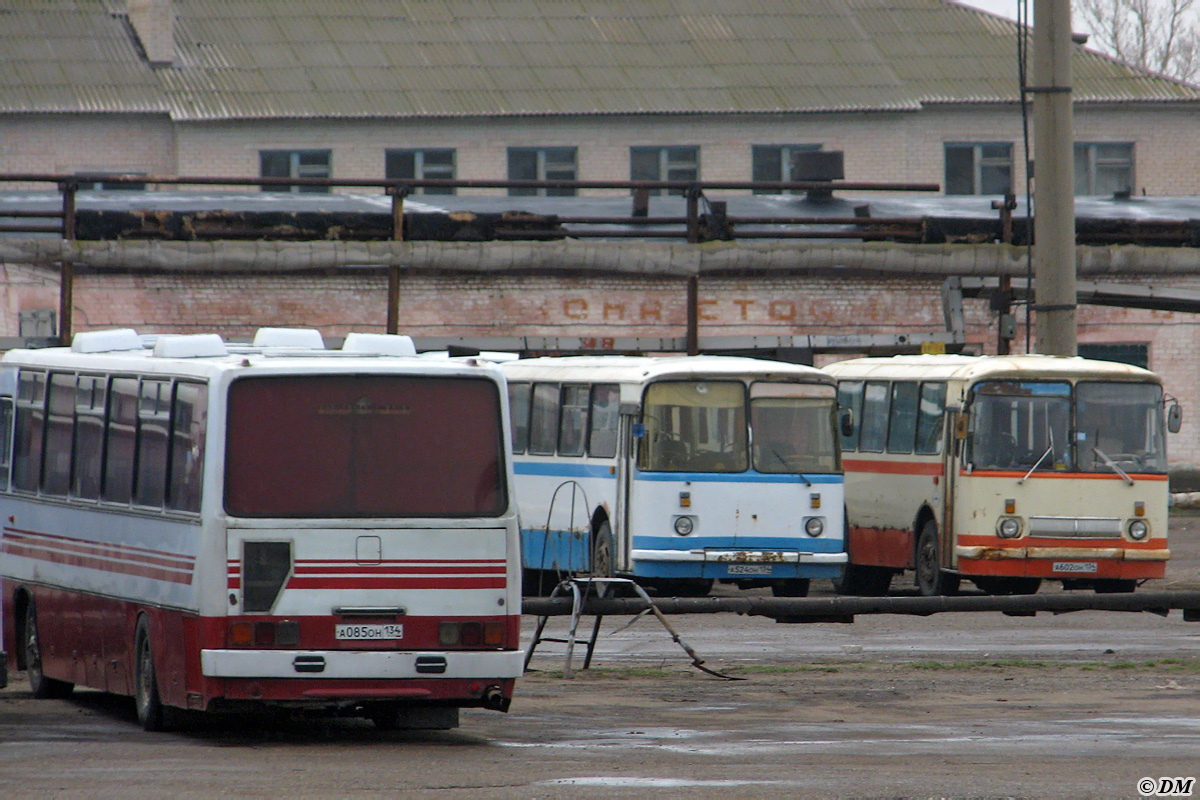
<box><xmin>969</xmin><ymin>381</ymin><xmax>1072</xmax><ymax>472</ymax></box>
<box><xmin>1076</xmin><ymin>381</ymin><xmax>1167</xmax><ymax>474</ymax></box>
<box><xmin>639</xmin><ymin>380</ymin><xmax>747</xmax><ymax>473</ymax></box>
<box><xmin>225</xmin><ymin>375</ymin><xmax>506</xmax><ymax>517</ymax></box>
<box><xmin>750</xmin><ymin>382</ymin><xmax>840</xmax><ymax>474</ymax></box>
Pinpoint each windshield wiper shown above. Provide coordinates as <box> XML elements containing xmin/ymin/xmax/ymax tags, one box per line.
<box><xmin>1017</xmin><ymin>444</ymin><xmax>1055</xmax><ymax>484</ymax></box>
<box><xmin>1094</xmin><ymin>447</ymin><xmax>1134</xmax><ymax>486</ymax></box>
<box><xmin>770</xmin><ymin>447</ymin><xmax>812</xmax><ymax>486</ymax></box>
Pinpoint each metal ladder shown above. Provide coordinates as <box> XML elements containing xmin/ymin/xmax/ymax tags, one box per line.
<box><xmin>522</xmin><ymin>577</ymin><xmax>740</xmax><ymax>680</ymax></box>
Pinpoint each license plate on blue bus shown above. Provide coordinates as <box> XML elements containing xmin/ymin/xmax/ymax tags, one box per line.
<box><xmin>335</xmin><ymin>623</ymin><xmax>404</xmax><ymax>641</ymax></box>
<box><xmin>727</xmin><ymin>564</ymin><xmax>773</xmax><ymax>575</ymax></box>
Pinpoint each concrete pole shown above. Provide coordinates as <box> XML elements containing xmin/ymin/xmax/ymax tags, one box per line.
<box><xmin>1032</xmin><ymin>0</ymin><xmax>1077</xmax><ymax>355</ymax></box>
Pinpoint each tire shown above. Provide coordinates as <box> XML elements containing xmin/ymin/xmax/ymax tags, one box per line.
<box><xmin>368</xmin><ymin>704</ymin><xmax>401</xmax><ymax>730</ymax></box>
<box><xmin>22</xmin><ymin>599</ymin><xmax>73</xmax><ymax>700</ymax></box>
<box><xmin>833</xmin><ymin>563</ymin><xmax>893</xmax><ymax>597</ymax></box>
<box><xmin>591</xmin><ymin>520</ymin><xmax>614</xmax><ymax>578</ymax></box>
<box><xmin>973</xmin><ymin>576</ymin><xmax>1041</xmax><ymax>596</ymax></box>
<box><xmin>771</xmin><ymin>579</ymin><xmax>810</xmax><ymax>598</ymax></box>
<box><xmin>915</xmin><ymin>520</ymin><xmax>959</xmax><ymax>597</ymax></box>
<box><xmin>658</xmin><ymin>579</ymin><xmax>714</xmax><ymax>597</ymax></box>
<box><xmin>134</xmin><ymin>618</ymin><xmax>177</xmax><ymax>732</ymax></box>
<box><xmin>1094</xmin><ymin>579</ymin><xmax>1137</xmax><ymax>594</ymax></box>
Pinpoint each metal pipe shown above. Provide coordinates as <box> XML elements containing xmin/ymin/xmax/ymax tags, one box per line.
<box><xmin>522</xmin><ymin>590</ymin><xmax>1200</xmax><ymax>621</ymax></box>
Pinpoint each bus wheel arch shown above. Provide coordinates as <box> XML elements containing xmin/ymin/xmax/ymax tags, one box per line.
<box><xmin>20</xmin><ymin>590</ymin><xmax>73</xmax><ymax>699</ymax></box>
<box><xmin>134</xmin><ymin>614</ymin><xmax>179</xmax><ymax>731</ymax></box>
<box><xmin>590</xmin><ymin>515</ymin><xmax>614</xmax><ymax>577</ymax></box>
<box><xmin>915</xmin><ymin>518</ymin><xmax>959</xmax><ymax>597</ymax></box>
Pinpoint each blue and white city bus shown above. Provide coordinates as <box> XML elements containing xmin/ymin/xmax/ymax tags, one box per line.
<box><xmin>502</xmin><ymin>355</ymin><xmax>846</xmax><ymax>597</ymax></box>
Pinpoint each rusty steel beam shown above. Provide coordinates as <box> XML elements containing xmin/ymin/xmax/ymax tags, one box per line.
<box><xmin>521</xmin><ymin>590</ymin><xmax>1200</xmax><ymax>623</ymax></box>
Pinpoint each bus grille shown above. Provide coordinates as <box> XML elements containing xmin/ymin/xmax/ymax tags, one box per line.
<box><xmin>1027</xmin><ymin>517</ymin><xmax>1122</xmax><ymax>539</ymax></box>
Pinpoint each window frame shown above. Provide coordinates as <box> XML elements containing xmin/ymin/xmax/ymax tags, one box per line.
<box><xmin>385</xmin><ymin>148</ymin><xmax>456</xmax><ymax>195</ymax></box>
<box><xmin>259</xmin><ymin>149</ymin><xmax>332</xmax><ymax>193</ymax></box>
<box><xmin>944</xmin><ymin>142</ymin><xmax>1013</xmax><ymax>196</ymax></box>
<box><xmin>507</xmin><ymin>147</ymin><xmax>579</xmax><ymax>197</ymax></box>
<box><xmin>630</xmin><ymin>146</ymin><xmax>700</xmax><ymax>196</ymax></box>
<box><xmin>751</xmin><ymin>144</ymin><xmax>822</xmax><ymax>193</ymax></box>
<box><xmin>1074</xmin><ymin>142</ymin><xmax>1134</xmax><ymax>196</ymax></box>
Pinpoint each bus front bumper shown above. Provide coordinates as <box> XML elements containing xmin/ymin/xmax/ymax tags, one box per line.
<box><xmin>956</xmin><ymin>546</ymin><xmax>1170</xmax><ymax>561</ymax></box>
<box><xmin>201</xmin><ymin>649</ymin><xmax>525</xmax><ymax>680</ymax></box>
<box><xmin>632</xmin><ymin>549</ymin><xmax>847</xmax><ymax>564</ymax></box>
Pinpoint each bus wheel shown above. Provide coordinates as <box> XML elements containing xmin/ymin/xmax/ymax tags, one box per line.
<box><xmin>591</xmin><ymin>521</ymin><xmax>614</xmax><ymax>578</ymax></box>
<box><xmin>771</xmin><ymin>579</ymin><xmax>810</xmax><ymax>597</ymax></box>
<box><xmin>833</xmin><ymin>564</ymin><xmax>892</xmax><ymax>596</ymax></box>
<box><xmin>1094</xmin><ymin>579</ymin><xmax>1137</xmax><ymax>593</ymax></box>
<box><xmin>135</xmin><ymin>619</ymin><xmax>177</xmax><ymax>732</ymax></box>
<box><xmin>915</xmin><ymin>520</ymin><xmax>959</xmax><ymax>597</ymax></box>
<box><xmin>23</xmin><ymin>600</ymin><xmax>73</xmax><ymax>700</ymax></box>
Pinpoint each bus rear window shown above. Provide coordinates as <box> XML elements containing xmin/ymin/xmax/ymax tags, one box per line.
<box><xmin>225</xmin><ymin>375</ymin><xmax>506</xmax><ymax>518</ymax></box>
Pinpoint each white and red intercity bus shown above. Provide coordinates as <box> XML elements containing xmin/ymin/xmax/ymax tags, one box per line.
<box><xmin>0</xmin><ymin>328</ymin><xmax>522</xmax><ymax>730</ymax></box>
<box><xmin>824</xmin><ymin>354</ymin><xmax>1179</xmax><ymax>596</ymax></box>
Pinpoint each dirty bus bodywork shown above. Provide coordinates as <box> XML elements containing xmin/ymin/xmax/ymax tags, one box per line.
<box><xmin>827</xmin><ymin>354</ymin><xmax>1176</xmax><ymax>596</ymax></box>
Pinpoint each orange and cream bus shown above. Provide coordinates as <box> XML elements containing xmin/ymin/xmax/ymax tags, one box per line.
<box><xmin>824</xmin><ymin>354</ymin><xmax>1179</xmax><ymax>596</ymax></box>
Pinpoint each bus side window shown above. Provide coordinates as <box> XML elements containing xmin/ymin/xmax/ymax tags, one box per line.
<box><xmin>588</xmin><ymin>383</ymin><xmax>620</xmax><ymax>458</ymax></box>
<box><xmin>914</xmin><ymin>382</ymin><xmax>946</xmax><ymax>455</ymax></box>
<box><xmin>858</xmin><ymin>381</ymin><xmax>891</xmax><ymax>453</ymax></box>
<box><xmin>135</xmin><ymin>379</ymin><xmax>171</xmax><ymax>508</ymax></box>
<box><xmin>507</xmin><ymin>382</ymin><xmax>531</xmax><ymax>454</ymax></box>
<box><xmin>558</xmin><ymin>385</ymin><xmax>589</xmax><ymax>457</ymax></box>
<box><xmin>168</xmin><ymin>381</ymin><xmax>208</xmax><ymax>513</ymax></box>
<box><xmin>12</xmin><ymin>370</ymin><xmax>47</xmax><ymax>493</ymax></box>
<box><xmin>886</xmin><ymin>381</ymin><xmax>919</xmax><ymax>454</ymax></box>
<box><xmin>528</xmin><ymin>382</ymin><xmax>560</xmax><ymax>456</ymax></box>
<box><xmin>73</xmin><ymin>375</ymin><xmax>106</xmax><ymax>500</ymax></box>
<box><xmin>42</xmin><ymin>372</ymin><xmax>76</xmax><ymax>496</ymax></box>
<box><xmin>103</xmin><ymin>377</ymin><xmax>138</xmax><ymax>504</ymax></box>
<box><xmin>837</xmin><ymin>380</ymin><xmax>863</xmax><ymax>452</ymax></box>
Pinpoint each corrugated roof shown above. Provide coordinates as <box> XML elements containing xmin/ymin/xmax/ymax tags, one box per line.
<box><xmin>0</xmin><ymin>0</ymin><xmax>1196</xmax><ymax>121</ymax></box>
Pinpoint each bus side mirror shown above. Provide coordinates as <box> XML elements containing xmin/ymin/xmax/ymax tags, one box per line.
<box><xmin>954</xmin><ymin>414</ymin><xmax>969</xmax><ymax>440</ymax></box>
<box><xmin>839</xmin><ymin>408</ymin><xmax>854</xmax><ymax>438</ymax></box>
<box><xmin>1168</xmin><ymin>402</ymin><xmax>1183</xmax><ymax>433</ymax></box>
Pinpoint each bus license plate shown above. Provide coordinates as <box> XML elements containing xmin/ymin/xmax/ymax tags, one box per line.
<box><xmin>728</xmin><ymin>565</ymin><xmax>773</xmax><ymax>575</ymax></box>
<box><xmin>336</xmin><ymin>623</ymin><xmax>404</xmax><ymax>641</ymax></box>
<box><xmin>1052</xmin><ymin>561</ymin><xmax>1098</xmax><ymax>573</ymax></box>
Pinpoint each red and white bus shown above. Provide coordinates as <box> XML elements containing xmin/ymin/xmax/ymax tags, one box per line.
<box><xmin>1</xmin><ymin>328</ymin><xmax>522</xmax><ymax>730</ymax></box>
<box><xmin>825</xmin><ymin>354</ymin><xmax>1178</xmax><ymax>596</ymax></box>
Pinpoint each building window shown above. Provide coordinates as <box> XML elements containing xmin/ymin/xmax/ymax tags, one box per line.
<box><xmin>630</xmin><ymin>146</ymin><xmax>699</xmax><ymax>195</ymax></box>
<box><xmin>1074</xmin><ymin>143</ymin><xmax>1134</xmax><ymax>196</ymax></box>
<box><xmin>751</xmin><ymin>145</ymin><xmax>822</xmax><ymax>193</ymax></box>
<box><xmin>386</xmin><ymin>149</ymin><xmax>456</xmax><ymax>195</ymax></box>
<box><xmin>74</xmin><ymin>173</ymin><xmax>147</xmax><ymax>191</ymax></box>
<box><xmin>507</xmin><ymin>147</ymin><xmax>578</xmax><ymax>196</ymax></box>
<box><xmin>1077</xmin><ymin>343</ymin><xmax>1148</xmax><ymax>369</ymax></box>
<box><xmin>944</xmin><ymin>143</ymin><xmax>1013</xmax><ymax>195</ymax></box>
<box><xmin>259</xmin><ymin>150</ymin><xmax>331</xmax><ymax>193</ymax></box>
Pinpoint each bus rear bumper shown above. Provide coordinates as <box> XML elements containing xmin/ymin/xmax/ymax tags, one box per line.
<box><xmin>200</xmin><ymin>648</ymin><xmax>525</xmax><ymax>680</ymax></box>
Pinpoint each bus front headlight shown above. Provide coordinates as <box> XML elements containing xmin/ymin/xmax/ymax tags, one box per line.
<box><xmin>804</xmin><ymin>517</ymin><xmax>825</xmax><ymax>537</ymax></box>
<box><xmin>674</xmin><ymin>515</ymin><xmax>695</xmax><ymax>536</ymax></box>
<box><xmin>1128</xmin><ymin>519</ymin><xmax>1149</xmax><ymax>540</ymax></box>
<box><xmin>997</xmin><ymin>517</ymin><xmax>1021</xmax><ymax>538</ymax></box>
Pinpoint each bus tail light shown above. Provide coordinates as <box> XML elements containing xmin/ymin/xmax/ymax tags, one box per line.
<box><xmin>228</xmin><ymin>620</ymin><xmax>299</xmax><ymax>648</ymax></box>
<box><xmin>440</xmin><ymin>621</ymin><xmax>507</xmax><ymax>647</ymax></box>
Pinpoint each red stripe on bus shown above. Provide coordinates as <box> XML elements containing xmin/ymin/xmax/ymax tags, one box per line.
<box><xmin>2</xmin><ymin>541</ymin><xmax>194</xmax><ymax>585</ymax></box>
<box><xmin>843</xmin><ymin>458</ymin><xmax>944</xmax><ymax>476</ymax></box>
<box><xmin>960</xmin><ymin>470</ymin><xmax>1170</xmax><ymax>480</ymax></box>
<box><xmin>957</xmin><ymin>534</ymin><xmax>1168</xmax><ymax>549</ymax></box>
<box><xmin>287</xmin><ymin>576</ymin><xmax>506</xmax><ymax>590</ymax></box>
<box><xmin>293</xmin><ymin>564</ymin><xmax>506</xmax><ymax>575</ymax></box>
<box><xmin>5</xmin><ymin>527</ymin><xmax>195</xmax><ymax>570</ymax></box>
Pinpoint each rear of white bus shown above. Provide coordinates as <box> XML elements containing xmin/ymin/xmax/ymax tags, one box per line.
<box><xmin>199</xmin><ymin>366</ymin><xmax>521</xmax><ymax>727</ymax></box>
